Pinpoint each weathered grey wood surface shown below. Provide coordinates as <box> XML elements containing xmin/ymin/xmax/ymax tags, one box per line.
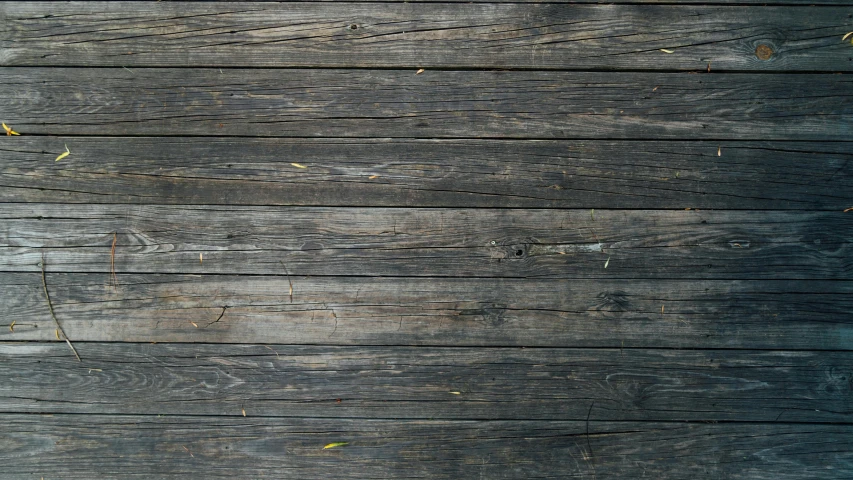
<box><xmin>1</xmin><ymin>0</ymin><xmax>849</xmax><ymax>478</ymax></box>
<box><xmin>2</xmin><ymin>273</ymin><xmax>851</xmax><ymax>349</ymax></box>
<box><xmin>1</xmin><ymin>343</ymin><xmax>850</xmax><ymax>423</ymax></box>
<box><xmin>2</xmin><ymin>414</ymin><xmax>851</xmax><ymax>479</ymax></box>
<box><xmin>2</xmin><ymin>68</ymin><xmax>851</xmax><ymax>140</ymax></box>
<box><xmin>3</xmin><ymin>205</ymin><xmax>850</xmax><ymax>279</ymax></box>
<box><xmin>2</xmin><ymin>137</ymin><xmax>851</xmax><ymax>209</ymax></box>
<box><xmin>3</xmin><ymin>3</ymin><xmax>851</xmax><ymax>71</ymax></box>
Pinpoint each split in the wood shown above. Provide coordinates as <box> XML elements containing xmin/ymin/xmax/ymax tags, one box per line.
<box><xmin>202</xmin><ymin>306</ymin><xmax>228</xmax><ymax>328</ymax></box>
<box><xmin>586</xmin><ymin>401</ymin><xmax>596</xmax><ymax>480</ymax></box>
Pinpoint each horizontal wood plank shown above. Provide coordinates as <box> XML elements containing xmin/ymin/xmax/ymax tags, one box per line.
<box><xmin>2</xmin><ymin>69</ymin><xmax>851</xmax><ymax>140</ymax></box>
<box><xmin>2</xmin><ymin>414</ymin><xmax>850</xmax><ymax>479</ymax></box>
<box><xmin>2</xmin><ymin>273</ymin><xmax>851</xmax><ymax>349</ymax></box>
<box><xmin>3</xmin><ymin>3</ymin><xmax>852</xmax><ymax>71</ymax></box>
<box><xmin>2</xmin><ymin>205</ymin><xmax>851</xmax><ymax>279</ymax></box>
<box><xmin>1</xmin><ymin>343</ymin><xmax>850</xmax><ymax>423</ymax></box>
<box><xmin>2</xmin><ymin>137</ymin><xmax>851</xmax><ymax>209</ymax></box>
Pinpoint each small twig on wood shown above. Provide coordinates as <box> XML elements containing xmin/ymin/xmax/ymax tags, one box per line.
<box><xmin>586</xmin><ymin>401</ymin><xmax>596</xmax><ymax>480</ymax></box>
<box><xmin>40</xmin><ymin>254</ymin><xmax>81</xmax><ymax>362</ymax></box>
<box><xmin>279</xmin><ymin>261</ymin><xmax>293</xmax><ymax>303</ymax></box>
<box><xmin>110</xmin><ymin>232</ymin><xmax>118</xmax><ymax>290</ymax></box>
<box><xmin>262</xmin><ymin>345</ymin><xmax>280</xmax><ymax>358</ymax></box>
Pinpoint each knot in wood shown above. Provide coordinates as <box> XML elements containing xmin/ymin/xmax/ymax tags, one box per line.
<box><xmin>755</xmin><ymin>45</ymin><xmax>773</xmax><ymax>61</ymax></box>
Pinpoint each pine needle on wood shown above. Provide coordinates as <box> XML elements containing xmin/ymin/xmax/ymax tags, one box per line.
<box><xmin>41</xmin><ymin>254</ymin><xmax>81</xmax><ymax>362</ymax></box>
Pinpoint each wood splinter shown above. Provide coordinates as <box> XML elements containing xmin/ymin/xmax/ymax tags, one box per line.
<box><xmin>41</xmin><ymin>254</ymin><xmax>81</xmax><ymax>362</ymax></box>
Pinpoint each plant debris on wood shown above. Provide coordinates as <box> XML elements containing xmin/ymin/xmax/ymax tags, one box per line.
<box><xmin>2</xmin><ymin>122</ymin><xmax>20</xmax><ymax>135</ymax></box>
<box><xmin>280</xmin><ymin>261</ymin><xmax>294</xmax><ymax>302</ymax></box>
<box><xmin>41</xmin><ymin>254</ymin><xmax>81</xmax><ymax>362</ymax></box>
<box><xmin>110</xmin><ymin>232</ymin><xmax>118</xmax><ymax>290</ymax></box>
<box><xmin>55</xmin><ymin>144</ymin><xmax>70</xmax><ymax>162</ymax></box>
<box><xmin>323</xmin><ymin>442</ymin><xmax>349</xmax><ymax>449</ymax></box>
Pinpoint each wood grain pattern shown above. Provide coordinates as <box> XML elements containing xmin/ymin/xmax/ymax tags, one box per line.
<box><xmin>3</xmin><ymin>3</ymin><xmax>851</xmax><ymax>71</ymax></box>
<box><xmin>2</xmin><ymin>68</ymin><xmax>851</xmax><ymax>140</ymax></box>
<box><xmin>1</xmin><ymin>343</ymin><xmax>850</xmax><ymax>423</ymax></box>
<box><xmin>2</xmin><ymin>137</ymin><xmax>851</xmax><ymax>209</ymax></box>
<box><xmin>2</xmin><ymin>273</ymin><xmax>851</xmax><ymax>349</ymax></box>
<box><xmin>2</xmin><ymin>205</ymin><xmax>850</xmax><ymax>279</ymax></box>
<box><xmin>1</xmin><ymin>414</ymin><xmax>850</xmax><ymax>479</ymax></box>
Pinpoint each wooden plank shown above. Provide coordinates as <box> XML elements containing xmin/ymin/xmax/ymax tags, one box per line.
<box><xmin>1</xmin><ymin>69</ymin><xmax>851</xmax><ymax>140</ymax></box>
<box><xmin>2</xmin><ymin>205</ymin><xmax>851</xmax><ymax>279</ymax></box>
<box><xmin>1</xmin><ymin>343</ymin><xmax>850</xmax><ymax>423</ymax></box>
<box><xmin>2</xmin><ymin>137</ymin><xmax>851</xmax><ymax>209</ymax></box>
<box><xmin>3</xmin><ymin>3</ymin><xmax>851</xmax><ymax>71</ymax></box>
<box><xmin>2</xmin><ymin>273</ymin><xmax>851</xmax><ymax>349</ymax></box>
<box><xmin>1</xmin><ymin>414</ymin><xmax>850</xmax><ymax>479</ymax></box>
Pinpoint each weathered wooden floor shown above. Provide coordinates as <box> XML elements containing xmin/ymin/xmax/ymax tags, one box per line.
<box><xmin>1</xmin><ymin>1</ymin><xmax>852</xmax><ymax>478</ymax></box>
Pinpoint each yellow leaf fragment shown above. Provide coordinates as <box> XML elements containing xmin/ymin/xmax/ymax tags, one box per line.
<box><xmin>2</xmin><ymin>122</ymin><xmax>20</xmax><ymax>135</ymax></box>
<box><xmin>660</xmin><ymin>49</ymin><xmax>675</xmax><ymax>54</ymax></box>
<box><xmin>323</xmin><ymin>442</ymin><xmax>349</xmax><ymax>449</ymax></box>
<box><xmin>661</xmin><ymin>305</ymin><xmax>665</xmax><ymax>314</ymax></box>
<box><xmin>416</xmin><ymin>69</ymin><xmax>425</xmax><ymax>75</ymax></box>
<box><xmin>291</xmin><ymin>163</ymin><xmax>307</xmax><ymax>169</ymax></box>
<box><xmin>55</xmin><ymin>329</ymin><xmax>60</xmax><ymax>340</ymax></box>
<box><xmin>449</xmin><ymin>391</ymin><xmax>461</xmax><ymax>395</ymax></box>
<box><xmin>368</xmin><ymin>175</ymin><xmax>379</xmax><ymax>179</ymax></box>
<box><xmin>55</xmin><ymin>144</ymin><xmax>70</xmax><ymax>162</ymax></box>
<box><xmin>604</xmin><ymin>257</ymin><xmax>611</xmax><ymax>269</ymax></box>
<box><xmin>190</xmin><ymin>321</ymin><xmax>198</xmax><ymax>328</ymax></box>
<box><xmin>843</xmin><ymin>32</ymin><xmax>853</xmax><ymax>41</ymax></box>
<box><xmin>242</xmin><ymin>407</ymin><xmax>247</xmax><ymax>417</ymax></box>
<box><xmin>9</xmin><ymin>320</ymin><xmax>15</xmax><ymax>332</ymax></box>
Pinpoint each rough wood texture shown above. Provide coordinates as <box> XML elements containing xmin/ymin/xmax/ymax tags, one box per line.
<box><xmin>1</xmin><ymin>343</ymin><xmax>850</xmax><ymax>423</ymax></box>
<box><xmin>3</xmin><ymin>3</ymin><xmax>851</xmax><ymax>71</ymax></box>
<box><xmin>2</xmin><ymin>414</ymin><xmax>851</xmax><ymax>479</ymax></box>
<box><xmin>2</xmin><ymin>68</ymin><xmax>852</xmax><ymax>140</ymax></box>
<box><xmin>2</xmin><ymin>205</ymin><xmax>850</xmax><ymax>279</ymax></box>
<box><xmin>2</xmin><ymin>137</ymin><xmax>851</xmax><ymax>209</ymax></box>
<box><xmin>2</xmin><ymin>273</ymin><xmax>851</xmax><ymax>349</ymax></box>
<box><xmin>0</xmin><ymin>1</ymin><xmax>849</xmax><ymax>477</ymax></box>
